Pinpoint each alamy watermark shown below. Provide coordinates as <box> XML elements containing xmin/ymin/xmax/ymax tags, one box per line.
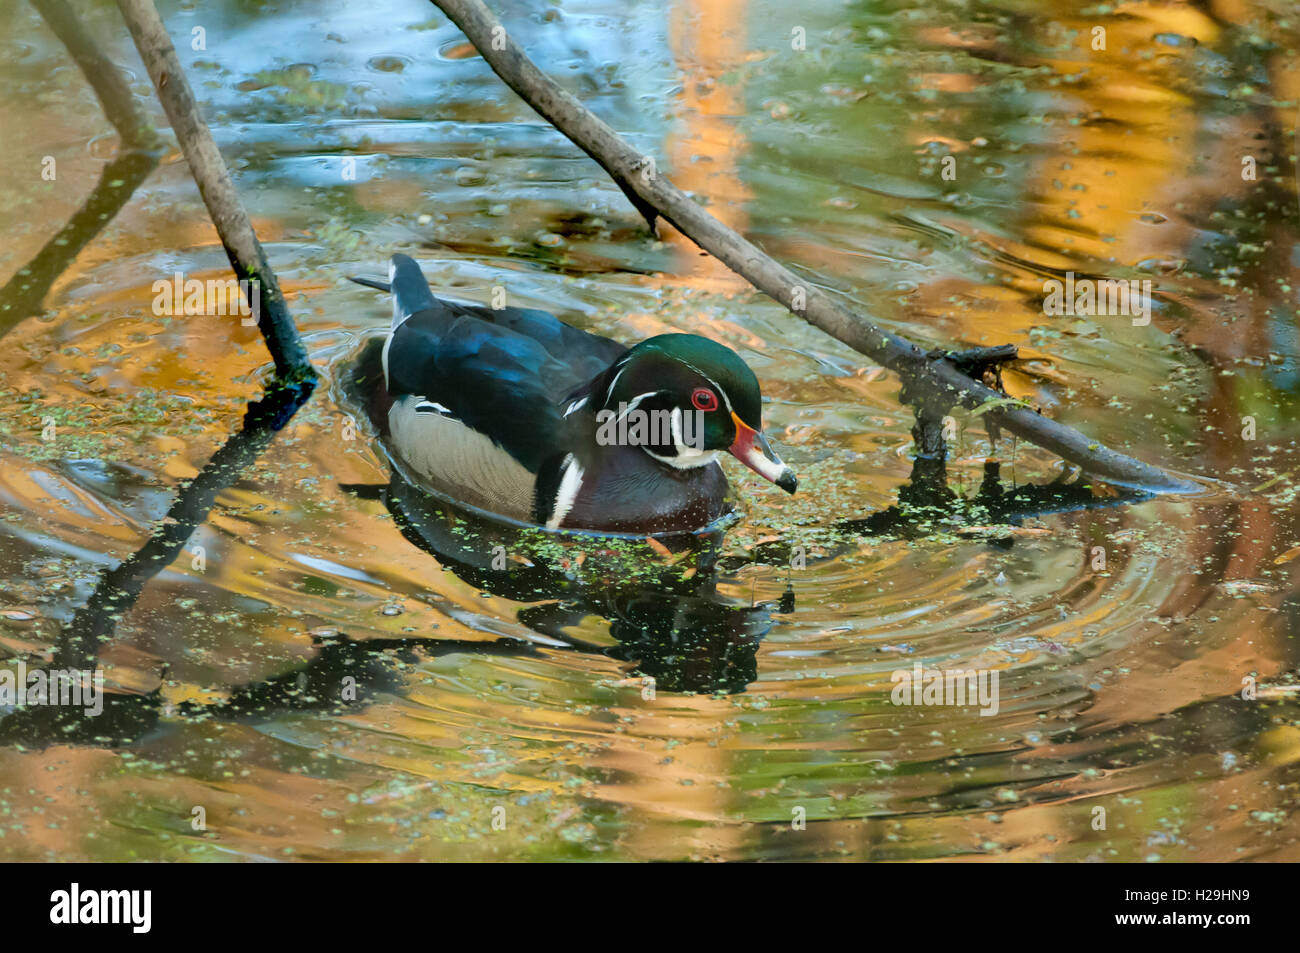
<box><xmin>0</xmin><ymin>661</ymin><xmax>104</xmax><ymax>717</ymax></box>
<box><xmin>890</xmin><ymin>662</ymin><xmax>999</xmax><ymax>716</ymax></box>
<box><xmin>595</xmin><ymin>404</ymin><xmax>705</xmax><ymax>449</ymax></box>
<box><xmin>50</xmin><ymin>883</ymin><xmax>150</xmax><ymax>933</ymax></box>
<box><xmin>1042</xmin><ymin>271</ymin><xmax>1151</xmax><ymax>326</ymax></box>
<box><xmin>152</xmin><ymin>272</ymin><xmax>260</xmax><ymax>325</ymax></box>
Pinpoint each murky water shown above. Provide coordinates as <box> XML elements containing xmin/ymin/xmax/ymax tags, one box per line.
<box><xmin>1</xmin><ymin>0</ymin><xmax>1298</xmax><ymax>861</ymax></box>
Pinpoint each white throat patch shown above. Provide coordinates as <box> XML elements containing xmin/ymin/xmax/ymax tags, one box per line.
<box><xmin>644</xmin><ymin>407</ymin><xmax>719</xmax><ymax>470</ymax></box>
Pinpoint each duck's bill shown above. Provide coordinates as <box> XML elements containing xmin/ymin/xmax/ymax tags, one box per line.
<box><xmin>728</xmin><ymin>414</ymin><xmax>797</xmax><ymax>494</ymax></box>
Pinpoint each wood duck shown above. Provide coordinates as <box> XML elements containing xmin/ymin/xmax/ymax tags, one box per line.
<box><xmin>351</xmin><ymin>254</ymin><xmax>796</xmax><ymax>535</ymax></box>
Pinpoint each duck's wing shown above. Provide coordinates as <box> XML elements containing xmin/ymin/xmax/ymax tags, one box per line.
<box><xmin>385</xmin><ymin>306</ymin><xmax>574</xmax><ymax>473</ymax></box>
<box><xmin>355</xmin><ymin>254</ymin><xmax>627</xmax><ymax>400</ymax></box>
<box><xmin>447</xmin><ymin>298</ymin><xmax>628</xmax><ymax>395</ymax></box>
<box><xmin>360</xmin><ymin>254</ymin><xmax>628</xmax><ymax>477</ymax></box>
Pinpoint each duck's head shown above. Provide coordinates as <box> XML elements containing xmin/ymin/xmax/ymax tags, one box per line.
<box><xmin>596</xmin><ymin>333</ymin><xmax>797</xmax><ymax>494</ymax></box>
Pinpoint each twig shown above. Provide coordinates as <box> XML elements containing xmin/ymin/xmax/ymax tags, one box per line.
<box><xmin>427</xmin><ymin>0</ymin><xmax>1197</xmax><ymax>494</ymax></box>
<box><xmin>53</xmin><ymin>383</ymin><xmax>313</xmax><ymax>672</ymax></box>
<box><xmin>30</xmin><ymin>0</ymin><xmax>159</xmax><ymax>151</ymax></box>
<box><xmin>0</xmin><ymin>152</ymin><xmax>158</xmax><ymax>333</ymax></box>
<box><xmin>114</xmin><ymin>0</ymin><xmax>314</xmax><ymax>384</ymax></box>
<box><xmin>1</xmin><ymin>1</ymin><xmax>163</xmax><ymax>332</ymax></box>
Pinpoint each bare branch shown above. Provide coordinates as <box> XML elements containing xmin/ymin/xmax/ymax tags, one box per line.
<box><xmin>428</xmin><ymin>0</ymin><xmax>1197</xmax><ymax>494</ymax></box>
<box><xmin>0</xmin><ymin>1</ymin><xmax>163</xmax><ymax>332</ymax></box>
<box><xmin>31</xmin><ymin>0</ymin><xmax>159</xmax><ymax>151</ymax></box>
<box><xmin>115</xmin><ymin>0</ymin><xmax>314</xmax><ymax>384</ymax></box>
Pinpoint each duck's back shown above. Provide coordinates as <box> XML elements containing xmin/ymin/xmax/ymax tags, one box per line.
<box><xmin>373</xmin><ymin>255</ymin><xmax>627</xmax><ymax>518</ymax></box>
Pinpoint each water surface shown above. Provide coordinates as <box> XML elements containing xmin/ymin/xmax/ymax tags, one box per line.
<box><xmin>1</xmin><ymin>0</ymin><xmax>1298</xmax><ymax>861</ymax></box>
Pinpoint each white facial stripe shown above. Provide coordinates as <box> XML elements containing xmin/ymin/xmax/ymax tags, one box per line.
<box><xmin>546</xmin><ymin>454</ymin><xmax>584</xmax><ymax>529</ymax></box>
<box><xmin>645</xmin><ymin>447</ymin><xmax>719</xmax><ymax>470</ymax></box>
<box><xmin>617</xmin><ymin>391</ymin><xmax>662</xmax><ymax>420</ymax></box>
<box><xmin>607</xmin><ymin>354</ymin><xmax>742</xmax><ymax>428</ymax></box>
<box><xmin>602</xmin><ymin>361</ymin><xmax>629</xmax><ymax>404</ymax></box>
<box><xmin>609</xmin><ymin>353</ymin><xmax>755</xmax><ymax>470</ymax></box>
<box><xmin>674</xmin><ymin>359</ymin><xmax>735</xmax><ymax>417</ymax></box>
<box><xmin>642</xmin><ymin>407</ymin><xmax>716</xmax><ymax>469</ymax></box>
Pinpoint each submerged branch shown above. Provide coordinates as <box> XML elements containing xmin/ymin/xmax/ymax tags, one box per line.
<box><xmin>114</xmin><ymin>0</ymin><xmax>314</xmax><ymax>384</ymax></box>
<box><xmin>30</xmin><ymin>0</ymin><xmax>159</xmax><ymax>150</ymax></box>
<box><xmin>53</xmin><ymin>381</ymin><xmax>314</xmax><ymax>673</ymax></box>
<box><xmin>0</xmin><ymin>1</ymin><xmax>162</xmax><ymax>333</ymax></box>
<box><xmin>0</xmin><ymin>150</ymin><xmax>158</xmax><ymax>336</ymax></box>
<box><xmin>428</xmin><ymin>0</ymin><xmax>1197</xmax><ymax>494</ymax></box>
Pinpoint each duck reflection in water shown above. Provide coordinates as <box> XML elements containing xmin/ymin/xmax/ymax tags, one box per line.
<box><xmin>334</xmin><ymin>330</ymin><xmax>792</xmax><ymax>699</ymax></box>
<box><xmin>0</xmin><ymin>475</ymin><xmax>788</xmax><ymax>751</ymax></box>
<box><xmin>0</xmin><ymin>351</ymin><xmax>789</xmax><ymax>751</ymax></box>
<box><xmin>0</xmin><ymin>335</ymin><xmax>1154</xmax><ymax>749</ymax></box>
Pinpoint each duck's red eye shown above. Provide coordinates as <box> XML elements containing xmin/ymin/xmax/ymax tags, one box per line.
<box><xmin>691</xmin><ymin>387</ymin><xmax>718</xmax><ymax>412</ymax></box>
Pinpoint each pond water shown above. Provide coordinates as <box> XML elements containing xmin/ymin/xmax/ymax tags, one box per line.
<box><xmin>0</xmin><ymin>0</ymin><xmax>1298</xmax><ymax>861</ymax></box>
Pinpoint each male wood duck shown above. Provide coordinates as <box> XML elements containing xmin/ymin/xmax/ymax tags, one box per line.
<box><xmin>351</xmin><ymin>254</ymin><xmax>796</xmax><ymax>535</ymax></box>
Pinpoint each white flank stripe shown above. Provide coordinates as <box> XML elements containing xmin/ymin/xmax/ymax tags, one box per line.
<box><xmin>546</xmin><ymin>454</ymin><xmax>584</xmax><ymax>530</ymax></box>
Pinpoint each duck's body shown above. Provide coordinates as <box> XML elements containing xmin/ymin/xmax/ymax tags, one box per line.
<box><xmin>354</xmin><ymin>255</ymin><xmax>795</xmax><ymax>535</ymax></box>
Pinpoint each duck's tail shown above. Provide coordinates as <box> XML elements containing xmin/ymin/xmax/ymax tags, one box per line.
<box><xmin>350</xmin><ymin>253</ymin><xmax>437</xmax><ymax>327</ymax></box>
